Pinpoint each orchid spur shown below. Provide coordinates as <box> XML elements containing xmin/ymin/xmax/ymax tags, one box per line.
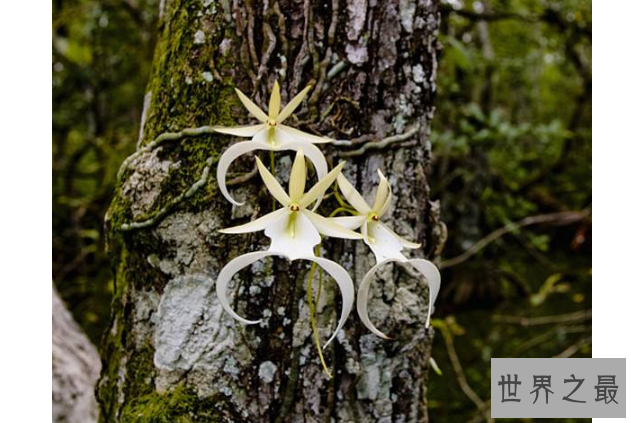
<box><xmin>335</xmin><ymin>171</ymin><xmax>441</xmax><ymax>338</ymax></box>
<box><xmin>216</xmin><ymin>150</ymin><xmax>362</xmax><ymax>348</ymax></box>
<box><xmin>214</xmin><ymin>81</ymin><xmax>331</xmax><ymax>208</ymax></box>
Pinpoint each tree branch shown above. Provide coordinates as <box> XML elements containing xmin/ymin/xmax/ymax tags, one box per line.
<box><xmin>441</xmin><ymin>209</ymin><xmax>591</xmax><ymax>268</ymax></box>
<box><xmin>493</xmin><ymin>309</ymin><xmax>592</xmax><ymax>326</ymax></box>
<box><xmin>435</xmin><ymin>321</ymin><xmax>493</xmax><ymax>423</ymax></box>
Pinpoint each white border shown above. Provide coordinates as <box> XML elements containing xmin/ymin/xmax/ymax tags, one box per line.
<box><xmin>592</xmin><ymin>1</ymin><xmax>630</xmax><ymax>421</ymax></box>
<box><xmin>0</xmin><ymin>2</ymin><xmax>52</xmax><ymax>421</ymax></box>
<box><xmin>0</xmin><ymin>0</ymin><xmax>624</xmax><ymax>421</ymax></box>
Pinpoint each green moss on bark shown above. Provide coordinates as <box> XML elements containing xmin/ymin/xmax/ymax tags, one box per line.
<box><xmin>144</xmin><ymin>0</ymin><xmax>241</xmax><ymax>141</ymax></box>
<box><xmin>120</xmin><ymin>386</ymin><xmax>225</xmax><ymax>423</ymax></box>
<box><xmin>103</xmin><ymin>0</ymin><xmax>249</xmax><ymax>232</ymax></box>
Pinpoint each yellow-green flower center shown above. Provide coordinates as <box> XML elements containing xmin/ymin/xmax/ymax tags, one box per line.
<box><xmin>368</xmin><ymin>212</ymin><xmax>380</xmax><ymax>222</ymax></box>
<box><xmin>267</xmin><ymin>126</ymin><xmax>278</xmax><ymax>148</ymax></box>
<box><xmin>286</xmin><ymin>206</ymin><xmax>301</xmax><ymax>238</ymax></box>
<box><xmin>268</xmin><ymin>118</ymin><xmax>277</xmax><ymax>127</ymax></box>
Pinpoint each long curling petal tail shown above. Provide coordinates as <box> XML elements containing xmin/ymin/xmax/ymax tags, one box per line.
<box><xmin>299</xmin><ymin>256</ymin><xmax>355</xmax><ymax>349</ymax></box>
<box><xmin>407</xmin><ymin>259</ymin><xmax>441</xmax><ymax>328</ymax></box>
<box><xmin>217</xmin><ymin>140</ymin><xmax>269</xmax><ymax>206</ymax></box>
<box><xmin>357</xmin><ymin>259</ymin><xmax>399</xmax><ymax>339</ymax></box>
<box><xmin>216</xmin><ymin>251</ymin><xmax>282</xmax><ymax>324</ymax></box>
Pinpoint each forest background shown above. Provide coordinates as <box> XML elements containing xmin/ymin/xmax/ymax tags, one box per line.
<box><xmin>52</xmin><ymin>0</ymin><xmax>592</xmax><ymax>421</ymax></box>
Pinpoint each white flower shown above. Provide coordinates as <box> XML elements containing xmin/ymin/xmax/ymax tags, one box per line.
<box><xmin>214</xmin><ymin>81</ymin><xmax>331</xmax><ymax>207</ymax></box>
<box><xmin>222</xmin><ymin>150</ymin><xmax>362</xmax><ymax>258</ymax></box>
<box><xmin>335</xmin><ymin>170</ymin><xmax>441</xmax><ymax>338</ymax></box>
<box><xmin>336</xmin><ymin>170</ymin><xmax>421</xmax><ymax>262</ymax></box>
<box><xmin>216</xmin><ymin>149</ymin><xmax>362</xmax><ymax>347</ymax></box>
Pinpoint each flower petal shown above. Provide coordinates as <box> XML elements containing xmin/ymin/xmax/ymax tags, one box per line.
<box><xmin>337</xmin><ymin>173</ymin><xmax>371</xmax><ymax>214</ymax></box>
<box><xmin>299</xmin><ymin>256</ymin><xmax>354</xmax><ymax>349</ymax></box>
<box><xmin>407</xmin><ymin>259</ymin><xmax>441</xmax><ymax>328</ymax></box>
<box><xmin>356</xmin><ymin>258</ymin><xmax>400</xmax><ymax>339</ymax></box>
<box><xmin>280</xmin><ymin>138</ymin><xmax>329</xmax><ymax>210</ymax></box>
<box><xmin>235</xmin><ymin>87</ymin><xmax>268</xmax><ymax>123</ymax></box>
<box><xmin>265</xmin><ymin>211</ymin><xmax>321</xmax><ymax>260</ymax></box>
<box><xmin>219</xmin><ymin>208</ymin><xmax>287</xmax><ymax>234</ymax></box>
<box><xmin>377</xmin><ymin>189</ymin><xmax>393</xmax><ymax>217</ymax></box>
<box><xmin>289</xmin><ymin>149</ymin><xmax>306</xmax><ymax>200</ymax></box>
<box><xmin>251</xmin><ymin>127</ymin><xmax>270</xmax><ymax>145</ymax></box>
<box><xmin>299</xmin><ymin>161</ymin><xmax>346</xmax><ymax>208</ymax></box>
<box><xmin>217</xmin><ymin>139</ymin><xmax>270</xmax><ymax>206</ymax></box>
<box><xmin>331</xmin><ymin>215</ymin><xmax>366</xmax><ymax>230</ymax></box>
<box><xmin>213</xmin><ymin>123</ymin><xmax>266</xmax><ymax>138</ymax></box>
<box><xmin>217</xmin><ymin>251</ymin><xmax>283</xmax><ymax>324</ymax></box>
<box><xmin>277</xmin><ymin>84</ymin><xmax>312</xmax><ymax>123</ymax></box>
<box><xmin>382</xmin><ymin>224</ymin><xmax>421</xmax><ymax>249</ymax></box>
<box><xmin>303</xmin><ymin>209</ymin><xmax>363</xmax><ymax>240</ymax></box>
<box><xmin>373</xmin><ymin>169</ymin><xmax>392</xmax><ymax>214</ymax></box>
<box><xmin>255</xmin><ymin>157</ymin><xmax>291</xmax><ymax>206</ymax></box>
<box><xmin>268</xmin><ymin>80</ymin><xmax>281</xmax><ymax>119</ymax></box>
<box><xmin>279</xmin><ymin>125</ymin><xmax>331</xmax><ymax>144</ymax></box>
<box><xmin>365</xmin><ymin>222</ymin><xmax>408</xmax><ymax>263</ymax></box>
<box><xmin>357</xmin><ymin>258</ymin><xmax>441</xmax><ymax>336</ymax></box>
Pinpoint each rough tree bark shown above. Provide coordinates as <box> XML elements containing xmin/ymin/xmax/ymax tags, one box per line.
<box><xmin>97</xmin><ymin>0</ymin><xmax>443</xmax><ymax>422</ymax></box>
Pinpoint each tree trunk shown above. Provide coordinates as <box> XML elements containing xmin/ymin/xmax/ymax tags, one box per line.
<box><xmin>53</xmin><ymin>284</ymin><xmax>101</xmax><ymax>423</ymax></box>
<box><xmin>97</xmin><ymin>0</ymin><xmax>443</xmax><ymax>422</ymax></box>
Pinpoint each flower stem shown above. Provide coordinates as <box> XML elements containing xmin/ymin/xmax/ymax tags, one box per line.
<box><xmin>329</xmin><ymin>206</ymin><xmax>358</xmax><ymax>217</ymax></box>
<box><xmin>270</xmin><ymin>150</ymin><xmax>276</xmax><ymax>175</ymax></box>
<box><xmin>332</xmin><ymin>184</ymin><xmax>353</xmax><ymax>209</ymax></box>
<box><xmin>307</xmin><ymin>245</ymin><xmax>331</xmax><ymax>377</ymax></box>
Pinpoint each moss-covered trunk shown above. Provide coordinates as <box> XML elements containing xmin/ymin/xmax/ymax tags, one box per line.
<box><xmin>97</xmin><ymin>0</ymin><xmax>442</xmax><ymax>421</ymax></box>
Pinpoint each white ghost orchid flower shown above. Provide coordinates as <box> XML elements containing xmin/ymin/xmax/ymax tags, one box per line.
<box><xmin>336</xmin><ymin>170</ymin><xmax>421</xmax><ymax>261</ymax></box>
<box><xmin>216</xmin><ymin>150</ymin><xmax>362</xmax><ymax>347</ymax></box>
<box><xmin>335</xmin><ymin>170</ymin><xmax>441</xmax><ymax>338</ymax></box>
<box><xmin>214</xmin><ymin>81</ymin><xmax>331</xmax><ymax>207</ymax></box>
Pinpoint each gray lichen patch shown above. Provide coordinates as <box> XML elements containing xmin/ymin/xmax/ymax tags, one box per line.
<box><xmin>154</xmin><ymin>274</ymin><xmax>236</xmax><ymax>370</ymax></box>
<box><xmin>291</xmin><ymin>299</ymin><xmax>312</xmax><ymax>349</ymax></box>
<box><xmin>152</xmin><ymin>273</ymin><xmax>256</xmax><ymax>418</ymax></box>
<box><xmin>132</xmin><ymin>289</ymin><xmax>160</xmax><ymax>348</ymax></box>
<box><xmin>257</xmin><ymin>361</ymin><xmax>277</xmax><ymax>384</ymax></box>
<box><xmin>202</xmin><ymin>71</ymin><xmax>214</xmax><ymax>82</ymax></box>
<box><xmin>346</xmin><ymin>43</ymin><xmax>368</xmax><ymax>65</ymax></box>
<box><xmin>399</xmin><ymin>0</ymin><xmax>417</xmax><ymax>34</ymax></box>
<box><xmin>346</xmin><ymin>0</ymin><xmax>367</xmax><ymax>41</ymax></box>
<box><xmin>155</xmin><ymin>210</ymin><xmax>222</xmax><ymax>276</ymax></box>
<box><xmin>392</xmin><ymin>287</ymin><xmax>424</xmax><ymax>325</ymax></box>
<box><xmin>357</xmin><ymin>335</ymin><xmax>393</xmax><ymax>402</ymax></box>
<box><xmin>121</xmin><ymin>147</ymin><xmax>181</xmax><ymax>218</ymax></box>
<box><xmin>193</xmin><ymin>29</ymin><xmax>206</xmax><ymax>44</ymax></box>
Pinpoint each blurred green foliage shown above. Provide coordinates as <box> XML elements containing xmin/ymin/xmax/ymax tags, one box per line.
<box><xmin>428</xmin><ymin>1</ymin><xmax>591</xmax><ymax>421</ymax></box>
<box><xmin>53</xmin><ymin>0</ymin><xmax>158</xmax><ymax>340</ymax></box>
<box><xmin>52</xmin><ymin>0</ymin><xmax>591</xmax><ymax>421</ymax></box>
